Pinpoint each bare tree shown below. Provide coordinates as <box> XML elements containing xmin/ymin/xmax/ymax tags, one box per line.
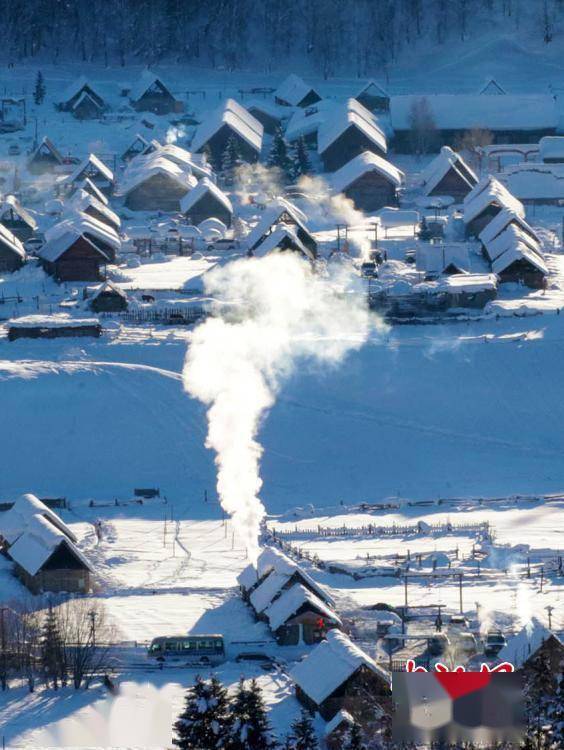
<box><xmin>408</xmin><ymin>97</ymin><xmax>438</xmax><ymax>156</ymax></box>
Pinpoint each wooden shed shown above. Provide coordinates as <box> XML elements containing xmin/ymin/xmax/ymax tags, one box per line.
<box><xmin>0</xmin><ymin>196</ymin><xmax>37</xmax><ymax>241</ymax></box>
<box><xmin>264</xmin><ymin>583</ymin><xmax>342</xmax><ymax>645</ymax></box>
<box><xmin>130</xmin><ymin>70</ymin><xmax>182</xmax><ymax>115</ymax></box>
<box><xmin>180</xmin><ymin>178</ymin><xmax>233</xmax><ymax>227</ymax></box>
<box><xmin>89</xmin><ymin>281</ymin><xmax>128</xmax><ymax>312</ymax></box>
<box><xmin>58</xmin><ymin>76</ymin><xmax>106</xmax><ymax>114</ymax></box>
<box><xmin>121</xmin><ymin>159</ymin><xmax>196</xmax><ymax>212</ymax></box>
<box><xmin>318</xmin><ymin>100</ymin><xmax>387</xmax><ymax>172</ymax></box>
<box><xmin>0</xmin><ymin>224</ymin><xmax>26</xmax><ymax>272</ymax></box>
<box><xmin>39</xmin><ymin>230</ymin><xmax>110</xmax><ymax>282</ymax></box>
<box><xmin>420</xmin><ymin>146</ymin><xmax>478</xmax><ymax>200</ymax></box>
<box><xmin>28</xmin><ymin>137</ymin><xmax>65</xmax><ymax>175</ymax></box>
<box><xmin>290</xmin><ymin>630</ymin><xmax>391</xmax><ymax>722</ymax></box>
<box><xmin>275</xmin><ymin>74</ymin><xmax>322</xmax><ymax>108</ymax></box>
<box><xmin>331</xmin><ymin>151</ymin><xmax>403</xmax><ymax>212</ymax></box>
<box><xmin>354</xmin><ymin>81</ymin><xmax>390</xmax><ymax>113</ymax></box>
<box><xmin>7</xmin><ymin>314</ymin><xmax>101</xmax><ymax>341</ymax></box>
<box><xmin>463</xmin><ymin>177</ymin><xmax>525</xmax><ymax>238</ymax></box>
<box><xmin>191</xmin><ymin>99</ymin><xmax>264</xmax><ymax>164</ymax></box>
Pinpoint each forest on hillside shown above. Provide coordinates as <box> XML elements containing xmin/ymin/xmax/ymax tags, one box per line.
<box><xmin>1</xmin><ymin>0</ymin><xmax>563</xmax><ymax>75</ymax></box>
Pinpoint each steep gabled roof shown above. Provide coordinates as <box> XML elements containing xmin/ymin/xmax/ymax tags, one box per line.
<box><xmin>290</xmin><ymin>630</ymin><xmax>390</xmax><ymax>705</ymax></box>
<box><xmin>0</xmin><ymin>223</ymin><xmax>25</xmax><ymax>260</ymax></box>
<box><xmin>180</xmin><ymin>178</ymin><xmax>233</xmax><ymax>215</ymax></box>
<box><xmin>479</xmin><ymin>77</ymin><xmax>506</xmax><ymax>95</ymax></box>
<box><xmin>191</xmin><ymin>98</ymin><xmax>264</xmax><ymax>154</ymax></box>
<box><xmin>245</xmin><ymin>198</ymin><xmax>309</xmax><ymax>250</ymax></box>
<box><xmin>483</xmin><ymin>223</ymin><xmax>542</xmax><ymax>263</ymax></box>
<box><xmin>68</xmin><ymin>154</ymin><xmax>114</xmax><ymax>185</ymax></box>
<box><xmin>71</xmin><ymin>90</ymin><xmax>104</xmax><ymax>114</ymax></box>
<box><xmin>478</xmin><ymin>208</ymin><xmax>539</xmax><ymax>246</ymax></box>
<box><xmin>355</xmin><ymin>80</ymin><xmax>389</xmax><ymax>100</ymax></box>
<box><xmin>264</xmin><ymin>583</ymin><xmax>342</xmax><ymax>631</ymax></box>
<box><xmin>463</xmin><ymin>177</ymin><xmax>524</xmax><ymax>224</ymax></box>
<box><xmin>119</xmin><ymin>156</ymin><xmax>197</xmax><ymax>196</ymax></box>
<box><xmin>275</xmin><ymin>74</ymin><xmax>320</xmax><ymax>107</ymax></box>
<box><xmin>70</xmin><ymin>190</ymin><xmax>121</xmax><ymax>230</ymax></box>
<box><xmin>249</xmin><ymin>559</ymin><xmax>333</xmax><ymax>613</ymax></box>
<box><xmin>0</xmin><ymin>195</ymin><xmax>37</xmax><ymax>230</ymax></box>
<box><xmin>91</xmin><ymin>280</ymin><xmax>128</xmax><ymax>301</ymax></box>
<box><xmin>492</xmin><ymin>242</ymin><xmax>548</xmax><ymax>276</ymax></box>
<box><xmin>48</xmin><ymin>211</ymin><xmax>121</xmax><ymax>254</ymax></box>
<box><xmin>130</xmin><ymin>70</ymin><xmax>174</xmax><ymax>103</ymax></box>
<box><xmin>252</xmin><ymin>224</ymin><xmax>315</xmax><ymax>261</ymax></box>
<box><xmin>60</xmin><ymin>76</ymin><xmax>105</xmax><ymax>107</ymax></box>
<box><xmin>0</xmin><ymin>493</ymin><xmax>77</xmax><ymax>546</ymax></box>
<box><xmin>72</xmin><ymin>178</ymin><xmax>109</xmax><ymax>206</ymax></box>
<box><xmin>318</xmin><ymin>99</ymin><xmax>387</xmax><ymax>156</ymax></box>
<box><xmin>29</xmin><ymin>136</ymin><xmax>64</xmax><ymax>166</ymax></box>
<box><xmin>497</xmin><ymin>618</ymin><xmax>562</xmax><ymax>668</ymax></box>
<box><xmin>420</xmin><ymin>146</ymin><xmax>478</xmax><ymax>196</ymax></box>
<box><xmin>39</xmin><ymin>229</ymin><xmax>110</xmax><ymax>263</ymax></box>
<box><xmin>332</xmin><ymin>150</ymin><xmax>403</xmax><ymax>193</ymax></box>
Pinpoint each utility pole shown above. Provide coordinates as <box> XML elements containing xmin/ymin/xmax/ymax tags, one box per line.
<box><xmin>545</xmin><ymin>605</ymin><xmax>554</xmax><ymax>630</ymax></box>
<box><xmin>0</xmin><ymin>607</ymin><xmax>7</xmax><ymax>691</ymax></box>
<box><xmin>89</xmin><ymin>610</ymin><xmax>97</xmax><ymax>650</ymax></box>
<box><xmin>458</xmin><ymin>573</ymin><xmax>463</xmax><ymax>614</ymax></box>
<box><xmin>540</xmin><ymin>566</ymin><xmax>544</xmax><ymax>593</ymax></box>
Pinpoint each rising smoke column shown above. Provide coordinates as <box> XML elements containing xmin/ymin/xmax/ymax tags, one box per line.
<box><xmin>182</xmin><ymin>253</ymin><xmax>379</xmax><ymax>561</ymax></box>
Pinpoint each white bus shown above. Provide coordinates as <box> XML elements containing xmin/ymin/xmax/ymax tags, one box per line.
<box><xmin>148</xmin><ymin>635</ymin><xmax>225</xmax><ymax>665</ymax></box>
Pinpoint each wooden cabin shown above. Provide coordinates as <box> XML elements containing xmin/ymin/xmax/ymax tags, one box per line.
<box><xmin>121</xmin><ymin>159</ymin><xmax>196</xmax><ymax>212</ymax></box>
<box><xmin>71</xmin><ymin>190</ymin><xmax>121</xmax><ymax>233</ymax></box>
<box><xmin>420</xmin><ymin>146</ymin><xmax>478</xmax><ymax>201</ymax></box>
<box><xmin>180</xmin><ymin>178</ymin><xmax>233</xmax><ymax>227</ymax></box>
<box><xmin>0</xmin><ymin>224</ymin><xmax>25</xmax><ymax>273</ymax></box>
<box><xmin>264</xmin><ymin>583</ymin><xmax>342</xmax><ymax>645</ymax></box>
<box><xmin>39</xmin><ymin>230</ymin><xmax>109</xmax><ymax>282</ymax></box>
<box><xmin>290</xmin><ymin>631</ymin><xmax>391</xmax><ymax>722</ymax></box>
<box><xmin>28</xmin><ymin>137</ymin><xmax>65</xmax><ymax>175</ymax></box>
<box><xmin>492</xmin><ymin>245</ymin><xmax>548</xmax><ymax>288</ymax></box>
<box><xmin>275</xmin><ymin>74</ymin><xmax>321</xmax><ymax>108</ymax></box>
<box><xmin>71</xmin><ymin>91</ymin><xmax>104</xmax><ymax>120</ymax></box>
<box><xmin>498</xmin><ymin>618</ymin><xmax>564</xmax><ymax>679</ymax></box>
<box><xmin>245</xmin><ymin>198</ymin><xmax>316</xmax><ymax>255</ymax></box>
<box><xmin>130</xmin><ymin>71</ymin><xmax>181</xmax><ymax>115</ymax></box>
<box><xmin>332</xmin><ymin>151</ymin><xmax>403</xmax><ymax>212</ymax></box>
<box><xmin>318</xmin><ymin>100</ymin><xmax>387</xmax><ymax>172</ymax></box>
<box><xmin>354</xmin><ymin>81</ymin><xmax>390</xmax><ymax>113</ymax></box>
<box><xmin>122</xmin><ymin>134</ymin><xmax>150</xmax><ymax>162</ymax></box>
<box><xmin>67</xmin><ymin>154</ymin><xmax>114</xmax><ymax>195</ymax></box>
<box><xmin>0</xmin><ymin>195</ymin><xmax>37</xmax><ymax>241</ymax></box>
<box><xmin>70</xmin><ymin>177</ymin><xmax>109</xmax><ymax>206</ymax></box>
<box><xmin>251</xmin><ymin>225</ymin><xmax>316</xmax><ymax>261</ymax></box>
<box><xmin>463</xmin><ymin>177</ymin><xmax>525</xmax><ymax>238</ymax></box>
<box><xmin>58</xmin><ymin>76</ymin><xmax>106</xmax><ymax>114</ymax></box>
<box><xmin>247</xmin><ymin>101</ymin><xmax>283</xmax><ymax>134</ymax></box>
<box><xmin>89</xmin><ymin>281</ymin><xmax>128</xmax><ymax>312</ymax></box>
<box><xmin>325</xmin><ymin>711</ymin><xmax>355</xmax><ymax>750</ymax></box>
<box><xmin>191</xmin><ymin>98</ymin><xmax>263</xmax><ymax>165</ymax></box>
<box><xmin>7</xmin><ymin>315</ymin><xmax>101</xmax><ymax>341</ymax></box>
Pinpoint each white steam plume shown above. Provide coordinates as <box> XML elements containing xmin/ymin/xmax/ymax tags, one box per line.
<box><xmin>182</xmin><ymin>253</ymin><xmax>380</xmax><ymax>561</ymax></box>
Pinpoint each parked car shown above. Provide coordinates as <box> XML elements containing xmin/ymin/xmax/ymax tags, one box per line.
<box><xmin>449</xmin><ymin>615</ymin><xmax>469</xmax><ymax>629</ymax></box>
<box><xmin>429</xmin><ymin>633</ymin><xmax>450</xmax><ymax>656</ymax></box>
<box><xmin>484</xmin><ymin>629</ymin><xmax>507</xmax><ymax>657</ymax></box>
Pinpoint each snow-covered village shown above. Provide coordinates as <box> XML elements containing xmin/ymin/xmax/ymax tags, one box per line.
<box><xmin>0</xmin><ymin>2</ymin><xmax>563</xmax><ymax>749</ymax></box>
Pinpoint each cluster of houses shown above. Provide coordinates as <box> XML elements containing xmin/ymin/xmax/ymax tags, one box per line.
<box><xmin>0</xmin><ymin>494</ymin><xmax>93</xmax><ymax>594</ymax></box>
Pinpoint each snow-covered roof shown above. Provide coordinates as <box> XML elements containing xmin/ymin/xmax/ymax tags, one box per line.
<box><xmin>285</xmin><ymin>99</ymin><xmax>335</xmax><ymax>142</ymax></box>
<box><xmin>0</xmin><ymin>493</ymin><xmax>77</xmax><ymax>546</ymax></box>
<box><xmin>72</xmin><ymin>90</ymin><xmax>104</xmax><ymax>113</ymax></box>
<box><xmin>492</xmin><ymin>242</ymin><xmax>548</xmax><ymax>276</ymax></box>
<box><xmin>497</xmin><ymin>618</ymin><xmax>561</xmax><ymax>668</ymax></box>
<box><xmin>332</xmin><ymin>150</ymin><xmax>403</xmax><ymax>193</ymax></box>
<box><xmin>318</xmin><ymin>99</ymin><xmax>387</xmax><ymax>155</ymax></box>
<box><xmin>420</xmin><ymin>146</ymin><xmax>478</xmax><ymax>196</ymax></box>
<box><xmin>275</xmin><ymin>74</ymin><xmax>319</xmax><ymax>107</ymax></box>
<box><xmin>73</xmin><ymin>178</ymin><xmax>109</xmax><ymax>206</ymax></box>
<box><xmin>478</xmin><ymin>208</ymin><xmax>539</xmax><ymax>246</ymax></box>
<box><xmin>120</xmin><ymin>157</ymin><xmax>197</xmax><ymax>196</ymax></box>
<box><xmin>0</xmin><ymin>222</ymin><xmax>26</xmax><ymax>260</ymax></box>
<box><xmin>90</xmin><ymin>280</ymin><xmax>128</xmax><ymax>301</ymax></box>
<box><xmin>7</xmin><ymin>314</ymin><xmax>100</xmax><ymax>329</ymax></box>
<box><xmin>49</xmin><ymin>211</ymin><xmax>121</xmax><ymax>253</ymax></box>
<box><xmin>191</xmin><ymin>98</ymin><xmax>264</xmax><ymax>154</ymax></box>
<box><xmin>355</xmin><ymin>80</ymin><xmax>389</xmax><ymax>100</ymax></box>
<box><xmin>130</xmin><ymin>69</ymin><xmax>173</xmax><ymax>103</ymax></box>
<box><xmin>180</xmin><ymin>178</ymin><xmax>233</xmax><ymax>215</ymax></box>
<box><xmin>439</xmin><ymin>273</ymin><xmax>498</xmax><ymax>293</ymax></box>
<box><xmin>249</xmin><ymin>560</ymin><xmax>334</xmax><ymax>613</ymax></box>
<box><xmin>29</xmin><ymin>136</ymin><xmax>64</xmax><ymax>165</ymax></box>
<box><xmin>290</xmin><ymin>630</ymin><xmax>390</xmax><ymax>705</ymax></box>
<box><xmin>252</xmin><ymin>225</ymin><xmax>315</xmax><ymax>261</ymax></box>
<box><xmin>501</xmin><ymin>163</ymin><xmax>564</xmax><ymax>201</ymax></box>
<box><xmin>483</xmin><ymin>223</ymin><xmax>542</xmax><ymax>263</ymax></box>
<box><xmin>325</xmin><ymin>709</ymin><xmax>354</xmax><ymax>736</ymax></box>
<box><xmin>7</xmin><ymin>513</ymin><xmax>93</xmax><ymax>577</ymax></box>
<box><xmin>144</xmin><ymin>143</ymin><xmax>214</xmax><ymax>180</ymax></box>
<box><xmin>70</xmin><ymin>190</ymin><xmax>121</xmax><ymax>229</ymax></box>
<box><xmin>247</xmin><ymin>100</ymin><xmax>285</xmax><ymax>119</ymax></box>
<box><xmin>264</xmin><ymin>583</ymin><xmax>342</xmax><ymax>631</ymax></box>
<box><xmin>0</xmin><ymin>194</ymin><xmax>38</xmax><ymax>230</ymax></box>
<box><xmin>539</xmin><ymin>136</ymin><xmax>564</xmax><ymax>161</ymax></box>
<box><xmin>60</xmin><ymin>76</ymin><xmax>103</xmax><ymax>105</ymax></box>
<box><xmin>390</xmin><ymin>95</ymin><xmax>558</xmax><ymax>131</ymax></box>
<box><xmin>237</xmin><ymin>563</ymin><xmax>260</xmax><ymax>590</ymax></box>
<box><xmin>245</xmin><ymin>198</ymin><xmax>309</xmax><ymax>250</ymax></box>
<box><xmin>39</xmin><ymin>229</ymin><xmax>110</xmax><ymax>263</ymax></box>
<box><xmin>68</xmin><ymin>154</ymin><xmax>114</xmax><ymax>185</ymax></box>
<box><xmin>256</xmin><ymin>546</ymin><xmax>293</xmax><ymax>579</ymax></box>
<box><xmin>463</xmin><ymin>178</ymin><xmax>524</xmax><ymax>224</ymax></box>
<box><xmin>478</xmin><ymin>78</ymin><xmax>506</xmax><ymax>95</ymax></box>
<box><xmin>417</xmin><ymin>243</ymin><xmax>470</xmax><ymax>276</ymax></box>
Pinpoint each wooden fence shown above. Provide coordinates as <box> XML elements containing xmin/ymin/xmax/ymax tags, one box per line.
<box><xmin>107</xmin><ymin>307</ymin><xmax>207</xmax><ymax>326</ymax></box>
<box><xmin>268</xmin><ymin>520</ymin><xmax>491</xmax><ymax>540</ymax></box>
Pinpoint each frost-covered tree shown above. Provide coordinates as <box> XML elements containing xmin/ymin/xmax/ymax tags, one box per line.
<box><xmin>33</xmin><ymin>71</ymin><xmax>46</xmax><ymax>105</ymax></box>
<box><xmin>288</xmin><ymin>709</ymin><xmax>318</xmax><ymax>750</ymax></box>
<box><xmin>546</xmin><ymin>674</ymin><xmax>564</xmax><ymax>749</ymax></box>
<box><xmin>291</xmin><ymin>136</ymin><xmax>312</xmax><ymax>182</ymax></box>
<box><xmin>41</xmin><ymin>602</ymin><xmax>64</xmax><ymax>690</ymax></box>
<box><xmin>230</xmin><ymin>678</ymin><xmax>276</xmax><ymax>749</ymax></box>
<box><xmin>408</xmin><ymin>96</ymin><xmax>437</xmax><ymax>155</ymax></box>
<box><xmin>173</xmin><ymin>675</ymin><xmax>232</xmax><ymax>750</ymax></box>
<box><xmin>221</xmin><ymin>135</ymin><xmax>241</xmax><ymax>186</ymax></box>
<box><xmin>344</xmin><ymin>722</ymin><xmax>365</xmax><ymax>750</ymax></box>
<box><xmin>267</xmin><ymin>127</ymin><xmax>292</xmax><ymax>180</ymax></box>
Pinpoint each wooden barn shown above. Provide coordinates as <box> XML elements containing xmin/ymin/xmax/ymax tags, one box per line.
<box><xmin>7</xmin><ymin>315</ymin><xmax>101</xmax><ymax>341</ymax></box>
<box><xmin>245</xmin><ymin>198</ymin><xmax>317</xmax><ymax>256</ymax></box>
<box><xmin>497</xmin><ymin>618</ymin><xmax>564</xmax><ymax>678</ymax></box>
<box><xmin>0</xmin><ymin>224</ymin><xmax>26</xmax><ymax>273</ymax></box>
<box><xmin>246</xmin><ymin>100</ymin><xmax>284</xmax><ymax>134</ymax></box>
<box><xmin>129</xmin><ymin>70</ymin><xmax>182</xmax><ymax>115</ymax></box>
<box><xmin>180</xmin><ymin>178</ymin><xmax>233</xmax><ymax>227</ymax></box>
<box><xmin>275</xmin><ymin>74</ymin><xmax>322</xmax><ymax>108</ymax></box>
<box><xmin>290</xmin><ymin>630</ymin><xmax>391</xmax><ymax>722</ymax></box>
<box><xmin>58</xmin><ymin>76</ymin><xmax>106</xmax><ymax>115</ymax></box>
<box><xmin>39</xmin><ymin>229</ymin><xmax>110</xmax><ymax>282</ymax></box>
<box><xmin>331</xmin><ymin>151</ymin><xmax>403</xmax><ymax>212</ymax></box>
<box><xmin>0</xmin><ymin>195</ymin><xmax>37</xmax><ymax>241</ymax></box>
<box><xmin>71</xmin><ymin>91</ymin><xmax>104</xmax><ymax>120</ymax></box>
<box><xmin>318</xmin><ymin>99</ymin><xmax>387</xmax><ymax>172</ymax></box>
<box><xmin>121</xmin><ymin>158</ymin><xmax>197</xmax><ymax>212</ymax></box>
<box><xmin>354</xmin><ymin>80</ymin><xmax>390</xmax><ymax>113</ymax></box>
<box><xmin>390</xmin><ymin>94</ymin><xmax>558</xmax><ymax>152</ymax></box>
<box><xmin>122</xmin><ymin>134</ymin><xmax>150</xmax><ymax>162</ymax></box>
<box><xmin>264</xmin><ymin>583</ymin><xmax>342</xmax><ymax>645</ymax></box>
<box><xmin>67</xmin><ymin>154</ymin><xmax>115</xmax><ymax>194</ymax></box>
<box><xmin>463</xmin><ymin>177</ymin><xmax>525</xmax><ymax>238</ymax></box>
<box><xmin>89</xmin><ymin>281</ymin><xmax>128</xmax><ymax>312</ymax></box>
<box><xmin>420</xmin><ymin>146</ymin><xmax>478</xmax><ymax>200</ymax></box>
<box><xmin>191</xmin><ymin>98</ymin><xmax>263</xmax><ymax>165</ymax></box>
<box><xmin>6</xmin><ymin>513</ymin><xmax>93</xmax><ymax>593</ymax></box>
<box><xmin>28</xmin><ymin>137</ymin><xmax>64</xmax><ymax>175</ymax></box>
<box><xmin>51</xmin><ymin>212</ymin><xmax>121</xmax><ymax>262</ymax></box>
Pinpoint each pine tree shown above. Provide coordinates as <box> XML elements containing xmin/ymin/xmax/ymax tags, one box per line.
<box><xmin>230</xmin><ymin>678</ymin><xmax>276</xmax><ymax>750</ymax></box>
<box><xmin>40</xmin><ymin>602</ymin><xmax>63</xmax><ymax>690</ymax></box>
<box><xmin>288</xmin><ymin>709</ymin><xmax>318</xmax><ymax>750</ymax></box>
<box><xmin>221</xmin><ymin>135</ymin><xmax>241</xmax><ymax>186</ymax></box>
<box><xmin>546</xmin><ymin>674</ymin><xmax>564</xmax><ymax>749</ymax></box>
<box><xmin>173</xmin><ymin>675</ymin><xmax>232</xmax><ymax>750</ymax></box>
<box><xmin>34</xmin><ymin>71</ymin><xmax>46</xmax><ymax>105</ymax></box>
<box><xmin>291</xmin><ymin>136</ymin><xmax>312</xmax><ymax>182</ymax></box>
<box><xmin>267</xmin><ymin>127</ymin><xmax>292</xmax><ymax>181</ymax></box>
<box><xmin>344</xmin><ymin>722</ymin><xmax>364</xmax><ymax>750</ymax></box>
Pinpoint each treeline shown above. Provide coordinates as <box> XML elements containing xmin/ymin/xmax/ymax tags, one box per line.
<box><xmin>0</xmin><ymin>598</ymin><xmax>114</xmax><ymax>692</ymax></box>
<box><xmin>1</xmin><ymin>0</ymin><xmax>564</xmax><ymax>75</ymax></box>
